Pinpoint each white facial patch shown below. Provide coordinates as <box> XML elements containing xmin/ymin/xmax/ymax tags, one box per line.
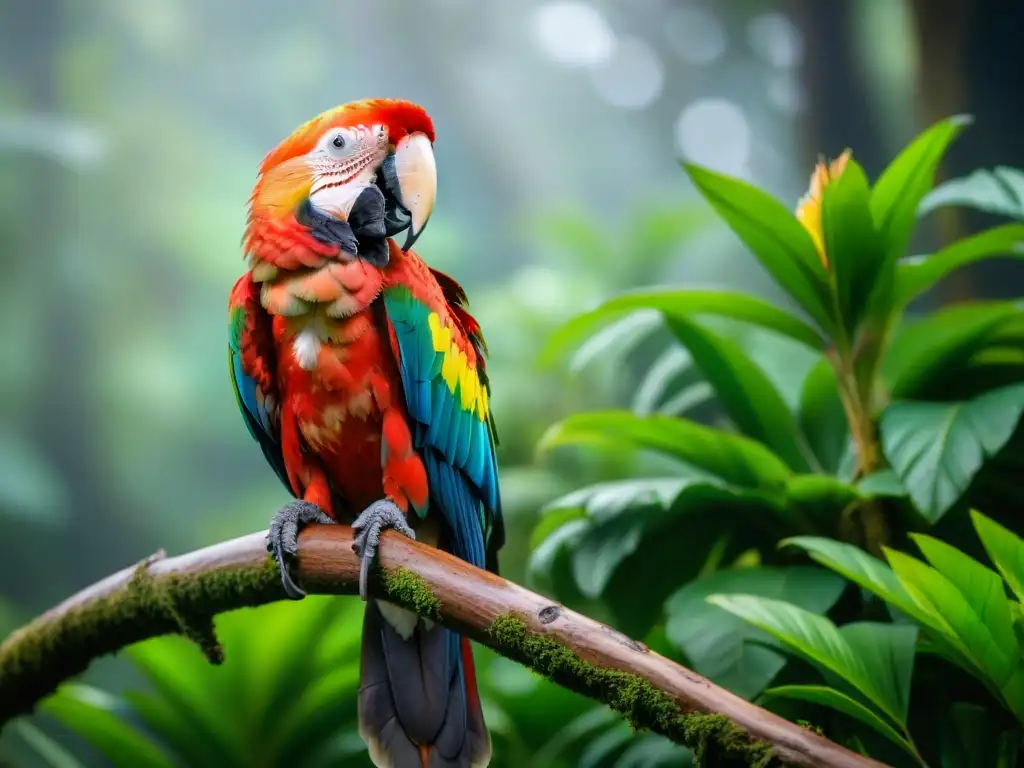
<box><xmin>307</xmin><ymin>123</ymin><xmax>389</xmax><ymax>220</ymax></box>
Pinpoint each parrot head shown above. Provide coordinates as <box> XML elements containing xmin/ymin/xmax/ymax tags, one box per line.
<box><xmin>248</xmin><ymin>98</ymin><xmax>437</xmax><ymax>266</ymax></box>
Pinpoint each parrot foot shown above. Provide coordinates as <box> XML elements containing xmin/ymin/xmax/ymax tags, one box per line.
<box><xmin>266</xmin><ymin>500</ymin><xmax>334</xmax><ymax>600</ymax></box>
<box><xmin>351</xmin><ymin>499</ymin><xmax>416</xmax><ymax>601</ymax></box>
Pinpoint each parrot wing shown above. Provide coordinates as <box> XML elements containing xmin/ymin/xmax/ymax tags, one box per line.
<box><xmin>382</xmin><ymin>271</ymin><xmax>504</xmax><ymax>574</ymax></box>
<box><xmin>228</xmin><ymin>272</ymin><xmax>290</xmax><ymax>493</ymax></box>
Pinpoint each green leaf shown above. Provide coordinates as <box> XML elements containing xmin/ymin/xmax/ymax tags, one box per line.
<box><xmin>781</xmin><ymin>536</ymin><xmax>923</xmax><ymax>621</ymax></box>
<box><xmin>658</xmin><ymin>382</ymin><xmax>714</xmax><ymax>417</ymax></box>
<box><xmin>14</xmin><ymin>721</ymin><xmax>86</xmax><ymax>768</ymax></box>
<box><xmin>761</xmin><ymin>685</ymin><xmax>919</xmax><ymax>762</ymax></box>
<box><xmin>783</xmin><ymin>475</ymin><xmax>861</xmax><ymax>533</ymax></box>
<box><xmin>840</xmin><ymin>622</ymin><xmax>918</xmax><ymax>724</ymax></box>
<box><xmin>822</xmin><ymin>159</ymin><xmax>886</xmax><ymax>333</ymax></box>
<box><xmin>971</xmin><ymin>510</ymin><xmax>1024</xmax><ymax>604</ymax></box>
<box><xmin>606</xmin><ymin>288</ymin><xmax>827</xmax><ymax>350</ymax></box>
<box><xmin>910</xmin><ymin>533</ymin><xmax>1018</xmax><ymax>661</ymax></box>
<box><xmin>883</xmin><ymin>301</ymin><xmax>1022</xmax><ymax>399</ymax></box>
<box><xmin>681</xmin><ymin>162</ymin><xmax>835</xmax><ymax>334</ymax></box>
<box><xmin>920</xmin><ymin>166</ymin><xmax>1024</xmax><ymax>220</ymax></box>
<box><xmin>880</xmin><ymin>383</ymin><xmax>1024</xmax><ymax>520</ymax></box>
<box><xmin>797</xmin><ymin>358</ymin><xmax>850</xmax><ymax>474</ymax></box>
<box><xmin>663</xmin><ymin>316</ymin><xmax>814</xmax><ymax>472</ymax></box>
<box><xmin>537</xmin><ymin>476</ymin><xmax>757</xmax><ymax>598</ymax></box>
<box><xmin>896</xmin><ymin>224</ymin><xmax>1024</xmax><ymax>308</ymax></box>
<box><xmin>541</xmin><ymin>287</ymin><xmax>827</xmax><ymax>372</ymax></box>
<box><xmin>633</xmin><ymin>347</ymin><xmax>691</xmax><ymax>415</ymax></box>
<box><xmin>41</xmin><ymin>685</ymin><xmax>176</xmax><ymax>768</ymax></box>
<box><xmin>856</xmin><ymin>470</ymin><xmax>907</xmax><ymax>498</ymax></box>
<box><xmin>539</xmin><ymin>309</ymin><xmax>661</xmax><ymax>370</ymax></box>
<box><xmin>571</xmin><ymin>311</ymin><xmax>663</xmax><ymax>375</ymax></box>
<box><xmin>871</xmin><ymin>114</ymin><xmax>972</xmax><ymax>262</ymax></box>
<box><xmin>704</xmin><ymin>595</ymin><xmax>913</xmax><ymax>727</ymax></box>
<box><xmin>665</xmin><ymin>566</ymin><xmax>846</xmax><ymax>699</ymax></box>
<box><xmin>538</xmin><ymin>411</ymin><xmax>793</xmax><ymax>489</ymax></box>
<box><xmin>614</xmin><ymin>733</ymin><xmax>693</xmax><ymax>768</ymax></box>
<box><xmin>126</xmin><ymin>636</ymin><xmax>243</xmax><ymax>764</ymax></box>
<box><xmin>885</xmin><ymin>549</ymin><xmax>1016</xmax><ymax>694</ymax></box>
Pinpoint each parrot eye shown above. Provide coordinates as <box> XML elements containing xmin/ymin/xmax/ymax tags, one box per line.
<box><xmin>323</xmin><ymin>129</ymin><xmax>355</xmax><ymax>159</ymax></box>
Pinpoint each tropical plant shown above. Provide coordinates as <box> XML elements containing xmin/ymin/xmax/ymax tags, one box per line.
<box><xmin>712</xmin><ymin>509</ymin><xmax>1024</xmax><ymax>766</ymax></box>
<box><xmin>529</xmin><ymin>115</ymin><xmax>1024</xmax><ymax>765</ymax></box>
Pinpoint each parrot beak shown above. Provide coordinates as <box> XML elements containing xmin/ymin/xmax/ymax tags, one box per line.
<box><xmin>392</xmin><ymin>132</ymin><xmax>436</xmax><ymax>252</ymax></box>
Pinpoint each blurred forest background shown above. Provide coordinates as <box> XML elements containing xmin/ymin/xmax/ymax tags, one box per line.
<box><xmin>2</xmin><ymin>0</ymin><xmax>1023</xmax><ymax>766</ymax></box>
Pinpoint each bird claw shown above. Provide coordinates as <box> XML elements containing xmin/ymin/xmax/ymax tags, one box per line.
<box><xmin>266</xmin><ymin>500</ymin><xmax>334</xmax><ymax>600</ymax></box>
<box><xmin>351</xmin><ymin>499</ymin><xmax>416</xmax><ymax>601</ymax></box>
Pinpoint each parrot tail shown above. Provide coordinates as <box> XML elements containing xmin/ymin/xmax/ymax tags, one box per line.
<box><xmin>359</xmin><ymin>599</ymin><xmax>491</xmax><ymax>768</ymax></box>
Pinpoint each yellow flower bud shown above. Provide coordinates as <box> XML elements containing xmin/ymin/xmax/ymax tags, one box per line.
<box><xmin>795</xmin><ymin>149</ymin><xmax>852</xmax><ymax>268</ymax></box>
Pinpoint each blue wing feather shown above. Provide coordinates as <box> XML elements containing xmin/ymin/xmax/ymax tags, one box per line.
<box><xmin>383</xmin><ymin>283</ymin><xmax>503</xmax><ymax>574</ymax></box>
<box><xmin>229</xmin><ymin>283</ymin><xmax>290</xmax><ymax>494</ymax></box>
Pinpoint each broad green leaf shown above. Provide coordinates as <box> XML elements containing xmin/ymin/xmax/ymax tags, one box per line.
<box><xmin>896</xmin><ymin>224</ymin><xmax>1024</xmax><ymax>308</ymax></box>
<box><xmin>614</xmin><ymin>733</ymin><xmax>693</xmax><ymax>768</ymax></box>
<box><xmin>127</xmin><ymin>637</ymin><xmax>243</xmax><ymax>763</ymax></box>
<box><xmin>704</xmin><ymin>595</ymin><xmax>907</xmax><ymax>725</ymax></box>
<box><xmin>543</xmin><ymin>290</ymin><xmax>828</xmax><ymax>372</ymax></box>
<box><xmin>885</xmin><ymin>549</ymin><xmax>1014</xmax><ymax>691</ymax></box>
<box><xmin>971</xmin><ymin>510</ymin><xmax>1024</xmax><ymax>604</ymax></box>
<box><xmin>579</xmin><ymin>722</ymin><xmax>633</xmax><ymax>768</ymax></box>
<box><xmin>537</xmin><ymin>476</ymin><xmax>772</xmax><ymax>600</ymax></box>
<box><xmin>682</xmin><ymin>162</ymin><xmax>835</xmax><ymax>334</ymax></box>
<box><xmin>839</xmin><ymin>622</ymin><xmax>918</xmax><ymax>725</ymax></box>
<box><xmin>665</xmin><ymin>566</ymin><xmax>846</xmax><ymax>699</ymax></box>
<box><xmin>822</xmin><ymin>159</ymin><xmax>886</xmax><ymax>333</ymax></box>
<box><xmin>797</xmin><ymin>358</ymin><xmax>850</xmax><ymax>474</ymax></box>
<box><xmin>663</xmin><ymin>316</ymin><xmax>814</xmax><ymax>472</ymax></box>
<box><xmin>41</xmin><ymin>685</ymin><xmax>175</xmax><ymax>768</ymax></box>
<box><xmin>538</xmin><ymin>411</ymin><xmax>793</xmax><ymax>489</ymax></box>
<box><xmin>532</xmin><ymin>707</ymin><xmax>620</xmax><ymax>767</ymax></box>
<box><xmin>567</xmin><ymin>311</ymin><xmax>662</xmax><ymax>374</ymax></box>
<box><xmin>761</xmin><ymin>685</ymin><xmax>918</xmax><ymax>762</ymax></box>
<box><xmin>880</xmin><ymin>383</ymin><xmax>1024</xmax><ymax>520</ymax></box>
<box><xmin>920</xmin><ymin>166</ymin><xmax>1024</xmax><ymax>220</ymax></box>
<box><xmin>658</xmin><ymin>382</ymin><xmax>714</xmax><ymax>416</ymax></box>
<box><xmin>781</xmin><ymin>536</ymin><xmax>923</xmax><ymax>621</ymax></box>
<box><xmin>538</xmin><ymin>308</ymin><xmax>660</xmax><ymax>370</ymax></box>
<box><xmin>14</xmin><ymin>721</ymin><xmax>86</xmax><ymax>768</ymax></box>
<box><xmin>633</xmin><ymin>347</ymin><xmax>691</xmax><ymax>415</ymax></box>
<box><xmin>910</xmin><ymin>534</ymin><xmax>1018</xmax><ymax>661</ymax></box>
<box><xmin>783</xmin><ymin>475</ymin><xmax>860</xmax><ymax>534</ymax></box>
<box><xmin>883</xmin><ymin>301</ymin><xmax>1022</xmax><ymax>399</ymax></box>
<box><xmin>781</xmin><ymin>537</ymin><xmax>981</xmax><ymax>676</ymax></box>
<box><xmin>605</xmin><ymin>289</ymin><xmax>827</xmax><ymax>349</ymax></box>
<box><xmin>856</xmin><ymin>469</ymin><xmax>907</xmax><ymax>498</ymax></box>
<box><xmin>871</xmin><ymin>114</ymin><xmax>972</xmax><ymax>262</ymax></box>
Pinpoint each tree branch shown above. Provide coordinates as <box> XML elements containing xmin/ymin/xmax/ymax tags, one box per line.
<box><xmin>0</xmin><ymin>526</ymin><xmax>888</xmax><ymax>768</ymax></box>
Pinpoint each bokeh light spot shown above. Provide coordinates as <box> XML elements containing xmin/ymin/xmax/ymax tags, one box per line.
<box><xmin>675</xmin><ymin>99</ymin><xmax>752</xmax><ymax>177</ymax></box>
<box><xmin>665</xmin><ymin>6</ymin><xmax>727</xmax><ymax>65</ymax></box>
<box><xmin>532</xmin><ymin>1</ymin><xmax>615</xmax><ymax>68</ymax></box>
<box><xmin>747</xmin><ymin>12</ymin><xmax>803</xmax><ymax>69</ymax></box>
<box><xmin>590</xmin><ymin>36</ymin><xmax>664</xmax><ymax>110</ymax></box>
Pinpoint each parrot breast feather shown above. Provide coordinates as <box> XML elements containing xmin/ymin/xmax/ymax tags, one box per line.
<box><xmin>228</xmin><ymin>273</ymin><xmax>290</xmax><ymax>492</ymax></box>
<box><xmin>383</xmin><ymin>280</ymin><xmax>503</xmax><ymax>573</ymax></box>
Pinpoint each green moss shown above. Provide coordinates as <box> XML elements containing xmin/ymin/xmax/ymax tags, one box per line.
<box><xmin>382</xmin><ymin>568</ymin><xmax>442</xmax><ymax>622</ymax></box>
<box><xmin>0</xmin><ymin>555</ymin><xmax>283</xmax><ymax>724</ymax></box>
<box><xmin>489</xmin><ymin>614</ymin><xmax>776</xmax><ymax>768</ymax></box>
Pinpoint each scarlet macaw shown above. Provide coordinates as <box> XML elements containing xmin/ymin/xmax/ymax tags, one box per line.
<box><xmin>228</xmin><ymin>99</ymin><xmax>502</xmax><ymax>767</ymax></box>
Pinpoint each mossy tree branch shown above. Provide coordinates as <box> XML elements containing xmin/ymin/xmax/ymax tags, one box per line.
<box><xmin>0</xmin><ymin>526</ymin><xmax>888</xmax><ymax>768</ymax></box>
